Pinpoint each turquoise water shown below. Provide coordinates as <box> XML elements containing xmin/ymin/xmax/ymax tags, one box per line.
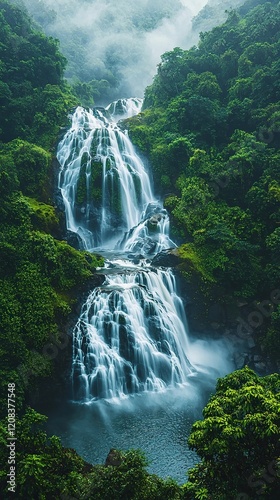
<box><xmin>47</xmin><ymin>375</ymin><xmax>217</xmax><ymax>484</ymax></box>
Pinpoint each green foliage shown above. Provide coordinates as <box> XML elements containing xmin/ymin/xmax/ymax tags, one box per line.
<box><xmin>151</xmin><ymin>136</ymin><xmax>194</xmax><ymax>190</ymax></box>
<box><xmin>0</xmin><ymin>139</ymin><xmax>51</xmax><ymax>199</ymax></box>
<box><xmin>126</xmin><ymin>0</ymin><xmax>280</xmax><ymax>353</ymax></box>
<box><xmin>263</xmin><ymin>305</ymin><xmax>280</xmax><ymax>361</ymax></box>
<box><xmin>0</xmin><ymin>0</ymin><xmax>105</xmax><ymax>425</ymax></box>
<box><xmin>72</xmin><ymin>79</ymin><xmax>110</xmax><ymax>108</ymax></box>
<box><xmin>184</xmin><ymin>367</ymin><xmax>280</xmax><ymax>499</ymax></box>
<box><xmin>0</xmin><ymin>410</ymin><xmax>183</xmax><ymax>499</ymax></box>
<box><xmin>177</xmin><ymin>243</ymin><xmax>215</xmax><ymax>284</ymax></box>
<box><xmin>79</xmin><ymin>449</ymin><xmax>183</xmax><ymax>500</ymax></box>
<box><xmin>0</xmin><ymin>0</ymin><xmax>77</xmax><ymax>147</ymax></box>
<box><xmin>1</xmin><ymin>370</ymin><xmax>278</xmax><ymax>499</ymax></box>
<box><xmin>29</xmin><ymin>83</ymin><xmax>78</xmax><ymax>149</ymax></box>
<box><xmin>24</xmin><ymin>197</ymin><xmax>59</xmax><ymax>234</ymax></box>
<box><xmin>0</xmin><ymin>151</ymin><xmax>19</xmax><ymax>196</ymax></box>
<box><xmin>0</xmin><ymin>189</ymin><xmax>104</xmax><ymax>417</ymax></box>
<box><xmin>0</xmin><ymin>408</ymin><xmax>89</xmax><ymax>499</ymax></box>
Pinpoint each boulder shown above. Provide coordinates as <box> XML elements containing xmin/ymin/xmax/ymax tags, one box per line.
<box><xmin>151</xmin><ymin>248</ymin><xmax>181</xmax><ymax>267</ymax></box>
<box><xmin>105</xmin><ymin>448</ymin><xmax>122</xmax><ymax>467</ymax></box>
<box><xmin>147</xmin><ymin>213</ymin><xmax>163</xmax><ymax>232</ymax></box>
<box><xmin>65</xmin><ymin>230</ymin><xmax>83</xmax><ymax>250</ymax></box>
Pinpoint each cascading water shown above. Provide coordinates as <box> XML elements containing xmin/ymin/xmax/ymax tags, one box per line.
<box><xmin>72</xmin><ymin>262</ymin><xmax>193</xmax><ymax>401</ymax></box>
<box><xmin>57</xmin><ymin>98</ymin><xmax>195</xmax><ymax>403</ymax></box>
<box><xmin>57</xmin><ymin>98</ymin><xmax>159</xmax><ymax>251</ymax></box>
<box><xmin>106</xmin><ymin>97</ymin><xmax>143</xmax><ymax>121</ymax></box>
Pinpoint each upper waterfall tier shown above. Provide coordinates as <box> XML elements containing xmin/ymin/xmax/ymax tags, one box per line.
<box><xmin>57</xmin><ymin>100</ymin><xmax>173</xmax><ymax>254</ymax></box>
<box><xmin>106</xmin><ymin>97</ymin><xmax>143</xmax><ymax>121</ymax></box>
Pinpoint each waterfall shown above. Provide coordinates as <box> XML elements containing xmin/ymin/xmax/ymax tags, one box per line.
<box><xmin>57</xmin><ymin>99</ymin><xmax>163</xmax><ymax>251</ymax></box>
<box><xmin>106</xmin><ymin>97</ymin><xmax>143</xmax><ymax>121</ymax></box>
<box><xmin>57</xmin><ymin>98</ymin><xmax>194</xmax><ymax>402</ymax></box>
<box><xmin>72</xmin><ymin>261</ymin><xmax>193</xmax><ymax>401</ymax></box>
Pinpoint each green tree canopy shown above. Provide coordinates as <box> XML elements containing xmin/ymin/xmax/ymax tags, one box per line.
<box><xmin>184</xmin><ymin>367</ymin><xmax>280</xmax><ymax>499</ymax></box>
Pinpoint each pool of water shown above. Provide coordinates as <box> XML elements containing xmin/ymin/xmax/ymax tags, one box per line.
<box><xmin>47</xmin><ymin>373</ymin><xmax>218</xmax><ymax>484</ymax></box>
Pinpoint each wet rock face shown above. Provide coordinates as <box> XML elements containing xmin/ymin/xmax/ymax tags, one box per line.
<box><xmin>118</xmin><ymin>202</ymin><xmax>172</xmax><ymax>256</ymax></box>
<box><xmin>144</xmin><ymin>202</ymin><xmax>164</xmax><ymax>218</ymax></box>
<box><xmin>147</xmin><ymin>213</ymin><xmax>163</xmax><ymax>231</ymax></box>
<box><xmin>65</xmin><ymin>230</ymin><xmax>83</xmax><ymax>250</ymax></box>
<box><xmin>127</xmin><ymin>237</ymin><xmax>158</xmax><ymax>256</ymax></box>
<box><xmin>54</xmin><ymin>188</ymin><xmax>66</xmax><ymax>213</ymax></box>
<box><xmin>151</xmin><ymin>248</ymin><xmax>181</xmax><ymax>267</ymax></box>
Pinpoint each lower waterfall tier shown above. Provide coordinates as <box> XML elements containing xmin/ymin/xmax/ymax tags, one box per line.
<box><xmin>72</xmin><ymin>260</ymin><xmax>194</xmax><ymax>402</ymax></box>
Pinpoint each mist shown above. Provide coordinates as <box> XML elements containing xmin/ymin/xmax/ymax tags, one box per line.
<box><xmin>46</xmin><ymin>332</ymin><xmax>235</xmax><ymax>482</ymax></box>
<box><xmin>14</xmin><ymin>0</ymin><xmax>246</xmax><ymax>101</ymax></box>
<box><xmin>13</xmin><ymin>0</ymin><xmax>206</xmax><ymax>101</ymax></box>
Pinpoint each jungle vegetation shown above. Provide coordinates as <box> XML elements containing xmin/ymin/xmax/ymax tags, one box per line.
<box><xmin>127</xmin><ymin>0</ymin><xmax>280</xmax><ymax>362</ymax></box>
<box><xmin>0</xmin><ymin>0</ymin><xmax>279</xmax><ymax>498</ymax></box>
<box><xmin>0</xmin><ymin>0</ymin><xmax>103</xmax><ymax>421</ymax></box>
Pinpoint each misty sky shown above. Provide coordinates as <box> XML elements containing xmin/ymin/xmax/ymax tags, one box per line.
<box><xmin>17</xmin><ymin>0</ymin><xmax>244</xmax><ymax>101</ymax></box>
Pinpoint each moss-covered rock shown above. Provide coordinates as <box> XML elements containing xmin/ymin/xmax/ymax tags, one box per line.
<box><xmin>177</xmin><ymin>243</ymin><xmax>215</xmax><ymax>283</ymax></box>
<box><xmin>75</xmin><ymin>152</ymin><xmax>88</xmax><ymax>205</ymax></box>
<box><xmin>90</xmin><ymin>159</ymin><xmax>103</xmax><ymax>206</ymax></box>
<box><xmin>24</xmin><ymin>197</ymin><xmax>60</xmax><ymax>235</ymax></box>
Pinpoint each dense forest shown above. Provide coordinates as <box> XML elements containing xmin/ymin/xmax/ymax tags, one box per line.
<box><xmin>0</xmin><ymin>0</ymin><xmax>279</xmax><ymax>498</ymax></box>
<box><xmin>128</xmin><ymin>0</ymin><xmax>280</xmax><ymax>363</ymax></box>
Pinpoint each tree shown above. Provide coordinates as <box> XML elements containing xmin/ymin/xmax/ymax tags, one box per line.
<box><xmin>148</xmin><ymin>47</ymin><xmax>188</xmax><ymax>106</ymax></box>
<box><xmin>184</xmin><ymin>367</ymin><xmax>280</xmax><ymax>499</ymax></box>
<box><xmin>0</xmin><ymin>407</ymin><xmax>90</xmax><ymax>498</ymax></box>
<box><xmin>0</xmin><ymin>0</ymin><xmax>77</xmax><ymax>145</ymax></box>
<box><xmin>80</xmin><ymin>449</ymin><xmax>183</xmax><ymax>500</ymax></box>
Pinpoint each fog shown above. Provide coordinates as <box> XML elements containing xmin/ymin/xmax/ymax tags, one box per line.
<box><xmin>14</xmin><ymin>0</ymin><xmax>245</xmax><ymax>100</ymax></box>
<box><xmin>13</xmin><ymin>1</ymin><xmax>209</xmax><ymax>100</ymax></box>
<box><xmin>15</xmin><ymin>0</ymin><xmax>248</xmax><ymax>100</ymax></box>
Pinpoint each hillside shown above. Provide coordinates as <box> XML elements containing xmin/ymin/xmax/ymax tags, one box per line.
<box><xmin>0</xmin><ymin>0</ymin><xmax>103</xmax><ymax>418</ymax></box>
<box><xmin>127</xmin><ymin>0</ymin><xmax>280</xmax><ymax>363</ymax></box>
